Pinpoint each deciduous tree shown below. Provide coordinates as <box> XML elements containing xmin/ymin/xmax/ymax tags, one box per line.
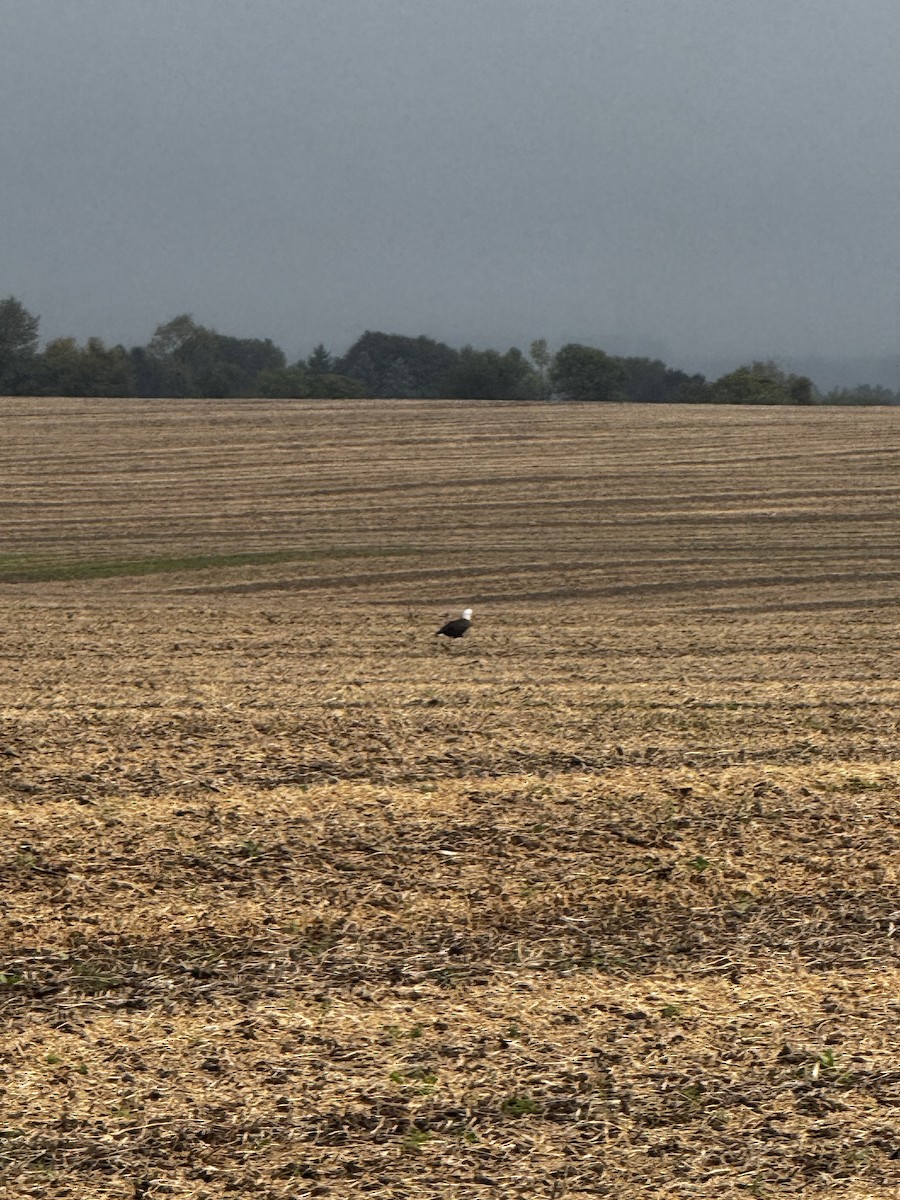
<box><xmin>441</xmin><ymin>346</ymin><xmax>536</xmax><ymax>399</ymax></box>
<box><xmin>710</xmin><ymin>361</ymin><xmax>816</xmax><ymax>406</ymax></box>
<box><xmin>550</xmin><ymin>343</ymin><xmax>626</xmax><ymax>401</ymax></box>
<box><xmin>530</xmin><ymin>338</ymin><xmax>551</xmax><ymax>400</ymax></box>
<box><xmin>0</xmin><ymin>296</ymin><xmax>40</xmax><ymax>392</ymax></box>
<box><xmin>37</xmin><ymin>337</ymin><xmax>135</xmax><ymax>396</ymax></box>
<box><xmin>338</xmin><ymin>332</ymin><xmax>459</xmax><ymax>397</ymax></box>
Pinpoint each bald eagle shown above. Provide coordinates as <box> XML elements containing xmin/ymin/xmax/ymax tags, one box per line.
<box><xmin>436</xmin><ymin>608</ymin><xmax>473</xmax><ymax>639</ymax></box>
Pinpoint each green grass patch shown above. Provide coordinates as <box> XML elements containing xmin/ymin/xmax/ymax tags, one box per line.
<box><xmin>0</xmin><ymin>545</ymin><xmax>421</xmax><ymax>583</ymax></box>
<box><xmin>500</xmin><ymin>1094</ymin><xmax>542</xmax><ymax>1118</ymax></box>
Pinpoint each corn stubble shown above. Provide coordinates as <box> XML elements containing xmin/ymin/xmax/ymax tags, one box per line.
<box><xmin>2</xmin><ymin>397</ymin><xmax>900</xmax><ymax>1197</ymax></box>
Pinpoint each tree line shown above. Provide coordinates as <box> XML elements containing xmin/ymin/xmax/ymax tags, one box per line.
<box><xmin>0</xmin><ymin>296</ymin><xmax>895</xmax><ymax>405</ymax></box>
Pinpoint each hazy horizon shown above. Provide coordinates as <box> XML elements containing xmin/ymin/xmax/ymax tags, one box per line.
<box><xmin>3</xmin><ymin>0</ymin><xmax>899</xmax><ymax>388</ymax></box>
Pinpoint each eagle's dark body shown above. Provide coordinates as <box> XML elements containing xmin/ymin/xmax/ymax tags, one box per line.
<box><xmin>436</xmin><ymin>608</ymin><xmax>473</xmax><ymax>639</ymax></box>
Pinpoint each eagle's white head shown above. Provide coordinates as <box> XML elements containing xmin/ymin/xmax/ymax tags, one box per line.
<box><xmin>462</xmin><ymin>608</ymin><xmax>473</xmax><ymax>621</ymax></box>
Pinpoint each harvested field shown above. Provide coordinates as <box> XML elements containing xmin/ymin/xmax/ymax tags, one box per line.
<box><xmin>2</xmin><ymin>396</ymin><xmax>900</xmax><ymax>1197</ymax></box>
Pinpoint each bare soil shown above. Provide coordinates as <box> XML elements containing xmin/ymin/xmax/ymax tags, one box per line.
<box><xmin>2</xmin><ymin>397</ymin><xmax>900</xmax><ymax>1197</ymax></box>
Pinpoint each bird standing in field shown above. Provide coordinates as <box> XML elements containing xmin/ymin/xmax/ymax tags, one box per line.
<box><xmin>436</xmin><ymin>607</ymin><xmax>473</xmax><ymax>639</ymax></box>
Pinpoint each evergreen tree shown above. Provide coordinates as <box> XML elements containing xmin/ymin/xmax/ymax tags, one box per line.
<box><xmin>307</xmin><ymin>343</ymin><xmax>334</xmax><ymax>374</ymax></box>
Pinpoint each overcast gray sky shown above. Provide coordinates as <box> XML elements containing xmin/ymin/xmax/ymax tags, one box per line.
<box><xmin>2</xmin><ymin>0</ymin><xmax>899</xmax><ymax>378</ymax></box>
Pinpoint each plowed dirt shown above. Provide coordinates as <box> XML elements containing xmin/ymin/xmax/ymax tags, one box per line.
<box><xmin>2</xmin><ymin>397</ymin><xmax>900</xmax><ymax>1198</ymax></box>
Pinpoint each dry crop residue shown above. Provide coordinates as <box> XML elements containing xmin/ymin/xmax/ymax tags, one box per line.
<box><xmin>2</xmin><ymin>398</ymin><xmax>900</xmax><ymax>1197</ymax></box>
